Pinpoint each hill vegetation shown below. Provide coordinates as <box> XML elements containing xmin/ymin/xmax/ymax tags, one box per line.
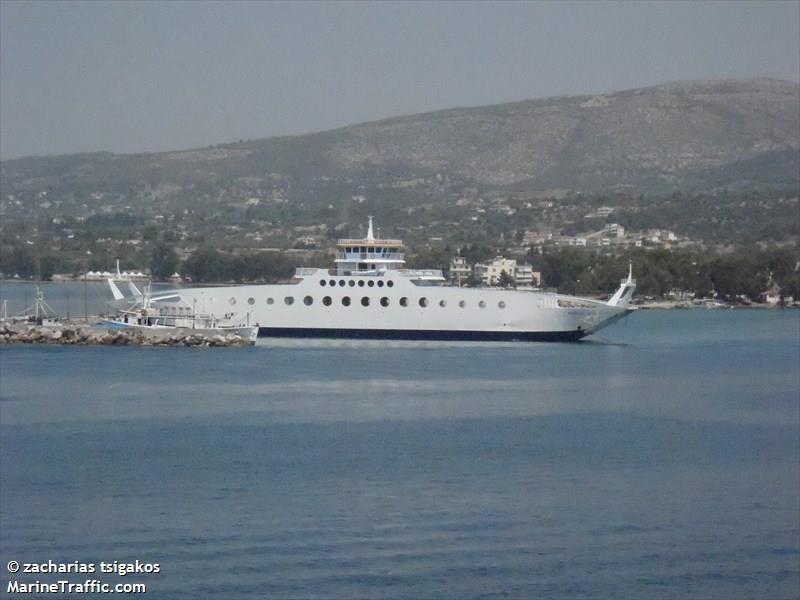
<box><xmin>0</xmin><ymin>78</ymin><xmax>798</xmax><ymax>300</ymax></box>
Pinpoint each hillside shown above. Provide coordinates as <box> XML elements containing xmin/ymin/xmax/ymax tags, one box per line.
<box><xmin>2</xmin><ymin>78</ymin><xmax>798</xmax><ymax>199</ymax></box>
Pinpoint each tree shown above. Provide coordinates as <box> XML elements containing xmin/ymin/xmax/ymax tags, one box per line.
<box><xmin>497</xmin><ymin>270</ymin><xmax>514</xmax><ymax>288</ymax></box>
<box><xmin>467</xmin><ymin>271</ymin><xmax>484</xmax><ymax>287</ymax></box>
<box><xmin>7</xmin><ymin>246</ymin><xmax>37</xmax><ymax>279</ymax></box>
<box><xmin>459</xmin><ymin>244</ymin><xmax>494</xmax><ymax>265</ymax></box>
<box><xmin>150</xmin><ymin>243</ymin><xmax>179</xmax><ymax>281</ymax></box>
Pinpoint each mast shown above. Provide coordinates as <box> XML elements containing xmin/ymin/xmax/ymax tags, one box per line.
<box><xmin>13</xmin><ymin>286</ymin><xmax>57</xmax><ymax>322</ymax></box>
<box><xmin>367</xmin><ymin>216</ymin><xmax>375</xmax><ymax>241</ymax></box>
<box><xmin>83</xmin><ymin>256</ymin><xmax>88</xmax><ymax>322</ymax></box>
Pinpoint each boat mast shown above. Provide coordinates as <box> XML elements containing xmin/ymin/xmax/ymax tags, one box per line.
<box><xmin>366</xmin><ymin>216</ymin><xmax>375</xmax><ymax>241</ymax></box>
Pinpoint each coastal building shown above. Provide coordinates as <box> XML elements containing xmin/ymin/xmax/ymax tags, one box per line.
<box><xmin>474</xmin><ymin>257</ymin><xmax>517</xmax><ymax>286</ymax></box>
<box><xmin>85</xmin><ymin>269</ymin><xmax>148</xmax><ymax>281</ymax></box>
<box><xmin>449</xmin><ymin>257</ymin><xmax>472</xmax><ymax>285</ymax></box>
<box><xmin>556</xmin><ymin>236</ymin><xmax>588</xmax><ymax>247</ymax></box>
<box><xmin>759</xmin><ymin>285</ymin><xmax>782</xmax><ymax>305</ymax></box>
<box><xmin>523</xmin><ymin>231</ymin><xmax>553</xmax><ymax>245</ymax></box>
<box><xmin>513</xmin><ymin>264</ymin><xmax>542</xmax><ymax>287</ymax></box>
<box><xmin>584</xmin><ymin>206</ymin><xmax>616</xmax><ymax>219</ymax></box>
<box><xmin>474</xmin><ymin>257</ymin><xmax>537</xmax><ymax>287</ymax></box>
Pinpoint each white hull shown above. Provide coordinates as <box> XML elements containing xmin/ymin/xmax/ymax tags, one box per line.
<box><xmin>99</xmin><ymin>320</ymin><xmax>258</xmax><ymax>342</ymax></box>
<box><xmin>171</xmin><ymin>270</ymin><xmax>632</xmax><ymax>341</ymax></box>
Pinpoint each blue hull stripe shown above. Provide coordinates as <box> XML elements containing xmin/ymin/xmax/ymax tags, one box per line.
<box><xmin>256</xmin><ymin>327</ymin><xmax>586</xmax><ymax>342</ymax></box>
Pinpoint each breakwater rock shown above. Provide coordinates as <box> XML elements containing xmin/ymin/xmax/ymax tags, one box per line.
<box><xmin>0</xmin><ymin>324</ymin><xmax>254</xmax><ymax>347</ymax></box>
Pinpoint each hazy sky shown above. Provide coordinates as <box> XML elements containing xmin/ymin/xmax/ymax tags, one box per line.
<box><xmin>1</xmin><ymin>0</ymin><xmax>798</xmax><ymax>160</ymax></box>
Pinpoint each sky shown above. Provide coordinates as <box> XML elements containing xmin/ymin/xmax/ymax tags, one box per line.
<box><xmin>1</xmin><ymin>0</ymin><xmax>798</xmax><ymax>160</ymax></box>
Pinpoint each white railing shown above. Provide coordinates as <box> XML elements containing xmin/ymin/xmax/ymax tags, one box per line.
<box><xmin>397</xmin><ymin>269</ymin><xmax>445</xmax><ymax>280</ymax></box>
<box><xmin>337</xmin><ymin>238</ymin><xmax>403</xmax><ymax>246</ymax></box>
<box><xmin>335</xmin><ymin>252</ymin><xmax>405</xmax><ymax>261</ymax></box>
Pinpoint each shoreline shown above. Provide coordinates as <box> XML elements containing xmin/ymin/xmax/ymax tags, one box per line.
<box><xmin>0</xmin><ymin>321</ymin><xmax>255</xmax><ymax>347</ymax></box>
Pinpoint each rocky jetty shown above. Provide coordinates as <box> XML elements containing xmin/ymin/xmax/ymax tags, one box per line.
<box><xmin>0</xmin><ymin>324</ymin><xmax>254</xmax><ymax>347</ymax></box>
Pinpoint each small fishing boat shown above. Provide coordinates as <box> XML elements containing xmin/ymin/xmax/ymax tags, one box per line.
<box><xmin>101</xmin><ymin>279</ymin><xmax>258</xmax><ymax>342</ymax></box>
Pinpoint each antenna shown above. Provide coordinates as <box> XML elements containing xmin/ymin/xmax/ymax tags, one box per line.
<box><xmin>14</xmin><ymin>286</ymin><xmax>57</xmax><ymax>321</ymax></box>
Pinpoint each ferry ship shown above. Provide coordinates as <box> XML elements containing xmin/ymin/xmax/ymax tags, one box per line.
<box><xmin>137</xmin><ymin>219</ymin><xmax>636</xmax><ymax>342</ymax></box>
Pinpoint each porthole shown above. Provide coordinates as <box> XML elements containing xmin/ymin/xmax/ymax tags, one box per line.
<box><xmin>338</xmin><ymin>280</ymin><xmax>346</xmax><ymax>287</ymax></box>
<box><xmin>229</xmin><ymin>297</ymin><xmax>236</xmax><ymax>305</ymax></box>
<box><xmin>400</xmin><ymin>297</ymin><xmax>408</xmax><ymax>307</ymax></box>
<box><xmin>387</xmin><ymin>281</ymin><xmax>394</xmax><ymax>288</ymax></box>
<box><xmin>267</xmin><ymin>298</ymin><xmax>274</xmax><ymax>305</ymax></box>
<box><xmin>361</xmin><ymin>296</ymin><xmax>370</xmax><ymax>307</ymax></box>
<box><xmin>419</xmin><ymin>297</ymin><xmax>428</xmax><ymax>307</ymax></box>
<box><xmin>498</xmin><ymin>301</ymin><xmax>506</xmax><ymax>309</ymax></box>
<box><xmin>329</xmin><ymin>280</ymin><xmax>336</xmax><ymax>287</ymax></box>
<box><xmin>380</xmin><ymin>297</ymin><xmax>389</xmax><ymax>307</ymax></box>
<box><xmin>479</xmin><ymin>300</ymin><xmax>486</xmax><ymax>308</ymax></box>
<box><xmin>342</xmin><ymin>296</ymin><xmax>351</xmax><ymax>306</ymax></box>
<box><xmin>458</xmin><ymin>300</ymin><xmax>466</xmax><ymax>308</ymax></box>
<box><xmin>304</xmin><ymin>296</ymin><xmax>313</xmax><ymax>306</ymax></box>
<box><xmin>323</xmin><ymin>296</ymin><xmax>332</xmax><ymax>306</ymax></box>
<box><xmin>439</xmin><ymin>300</ymin><xmax>446</xmax><ymax>308</ymax></box>
<box><xmin>349</xmin><ymin>280</ymin><xmax>356</xmax><ymax>287</ymax></box>
<box><xmin>285</xmin><ymin>296</ymin><xmax>294</xmax><ymax>305</ymax></box>
<box><xmin>377</xmin><ymin>280</ymin><xmax>384</xmax><ymax>287</ymax></box>
<box><xmin>358</xmin><ymin>280</ymin><xmax>365</xmax><ymax>287</ymax></box>
<box><xmin>248</xmin><ymin>297</ymin><xmax>255</xmax><ymax>305</ymax></box>
<box><xmin>320</xmin><ymin>280</ymin><xmax>327</xmax><ymax>287</ymax></box>
<box><xmin>368</xmin><ymin>280</ymin><xmax>375</xmax><ymax>287</ymax></box>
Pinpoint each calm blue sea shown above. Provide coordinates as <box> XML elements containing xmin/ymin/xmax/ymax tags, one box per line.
<box><xmin>1</xmin><ymin>308</ymin><xmax>798</xmax><ymax>599</ymax></box>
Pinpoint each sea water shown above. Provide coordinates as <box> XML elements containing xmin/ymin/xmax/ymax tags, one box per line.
<box><xmin>1</xmin><ymin>309</ymin><xmax>798</xmax><ymax>598</ymax></box>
